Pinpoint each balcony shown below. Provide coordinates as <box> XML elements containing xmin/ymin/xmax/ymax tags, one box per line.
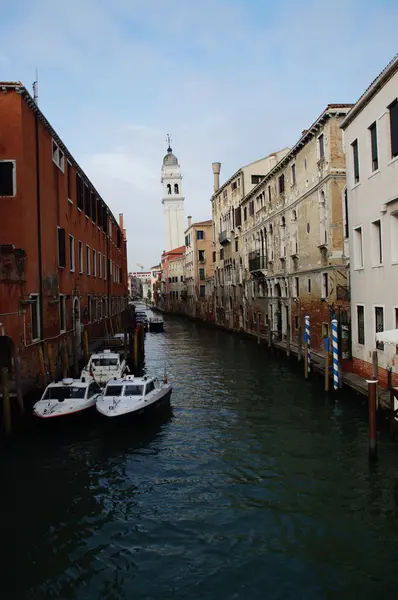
<box><xmin>219</xmin><ymin>230</ymin><xmax>231</xmax><ymax>245</ymax></box>
<box><xmin>249</xmin><ymin>252</ymin><xmax>267</xmax><ymax>273</ymax></box>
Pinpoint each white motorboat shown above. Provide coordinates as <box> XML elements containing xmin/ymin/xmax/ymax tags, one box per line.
<box><xmin>33</xmin><ymin>378</ymin><xmax>102</xmax><ymax>419</ymax></box>
<box><xmin>96</xmin><ymin>374</ymin><xmax>172</xmax><ymax>419</ymax></box>
<box><xmin>81</xmin><ymin>349</ymin><xmax>129</xmax><ymax>386</ymax></box>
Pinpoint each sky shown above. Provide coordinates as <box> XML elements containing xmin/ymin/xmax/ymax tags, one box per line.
<box><xmin>1</xmin><ymin>0</ymin><xmax>397</xmax><ymax>270</ymax></box>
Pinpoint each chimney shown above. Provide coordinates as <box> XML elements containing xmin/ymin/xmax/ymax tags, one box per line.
<box><xmin>119</xmin><ymin>213</ymin><xmax>124</xmax><ymax>231</ymax></box>
<box><xmin>302</xmin><ymin>129</ymin><xmax>308</xmax><ymax>136</ymax></box>
<box><xmin>212</xmin><ymin>162</ymin><xmax>221</xmax><ymax>192</ymax></box>
<box><xmin>188</xmin><ymin>215</ymin><xmax>192</xmax><ymax>228</ymax></box>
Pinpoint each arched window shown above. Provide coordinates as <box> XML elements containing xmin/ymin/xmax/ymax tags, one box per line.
<box><xmin>167</xmin><ymin>184</ymin><xmax>171</xmax><ymax>194</ymax></box>
<box><xmin>292</xmin><ymin>209</ymin><xmax>297</xmax><ymax>221</ymax></box>
<box><xmin>281</xmin><ymin>216</ymin><xmax>286</xmax><ymax>227</ymax></box>
<box><xmin>174</xmin><ymin>183</ymin><xmax>179</xmax><ymax>194</ymax></box>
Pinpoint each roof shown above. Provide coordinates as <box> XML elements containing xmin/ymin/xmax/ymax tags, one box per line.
<box><xmin>341</xmin><ymin>55</ymin><xmax>398</xmax><ymax>129</ymax></box>
<box><xmin>90</xmin><ymin>351</ymin><xmax>120</xmax><ymax>358</ymax></box>
<box><xmin>105</xmin><ymin>376</ymin><xmax>155</xmax><ymax>386</ymax></box>
<box><xmin>243</xmin><ymin>104</ymin><xmax>353</xmax><ymax>204</ymax></box>
<box><xmin>163</xmin><ymin>146</ymin><xmax>178</xmax><ymax>167</ymax></box>
<box><xmin>210</xmin><ymin>149</ymin><xmax>290</xmax><ymax>201</ymax></box>
<box><xmin>0</xmin><ymin>81</ymin><xmax>122</xmax><ymax>231</ymax></box>
<box><xmin>162</xmin><ymin>246</ymin><xmax>185</xmax><ymax>257</ymax></box>
<box><xmin>189</xmin><ymin>219</ymin><xmax>212</xmax><ymax>229</ymax></box>
<box><xmin>47</xmin><ymin>379</ymin><xmax>88</xmax><ymax>388</ymax></box>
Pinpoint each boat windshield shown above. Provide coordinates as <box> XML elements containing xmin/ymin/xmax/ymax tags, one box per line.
<box><xmin>124</xmin><ymin>384</ymin><xmax>144</xmax><ymax>396</ymax></box>
<box><xmin>91</xmin><ymin>358</ymin><xmax>119</xmax><ymax>367</ymax></box>
<box><xmin>43</xmin><ymin>386</ymin><xmax>86</xmax><ymax>400</ymax></box>
<box><xmin>106</xmin><ymin>385</ymin><xmax>123</xmax><ymax>396</ymax></box>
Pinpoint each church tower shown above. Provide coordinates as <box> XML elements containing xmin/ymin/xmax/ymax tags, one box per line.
<box><xmin>161</xmin><ymin>136</ymin><xmax>185</xmax><ymax>251</ymax></box>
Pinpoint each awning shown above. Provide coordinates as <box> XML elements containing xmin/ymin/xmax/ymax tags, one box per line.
<box><xmin>375</xmin><ymin>329</ymin><xmax>398</xmax><ymax>345</ymax></box>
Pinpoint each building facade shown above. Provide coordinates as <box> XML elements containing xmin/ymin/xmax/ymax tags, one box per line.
<box><xmin>161</xmin><ymin>140</ymin><xmax>185</xmax><ymax>252</ymax></box>
<box><xmin>184</xmin><ymin>218</ymin><xmax>213</xmax><ymax>318</ymax></box>
<box><xmin>341</xmin><ymin>56</ymin><xmax>398</xmax><ymax>386</ymax></box>
<box><xmin>129</xmin><ymin>271</ymin><xmax>151</xmax><ymax>299</ymax></box>
<box><xmin>211</xmin><ymin>150</ymin><xmax>289</xmax><ymax>328</ymax></box>
<box><xmin>241</xmin><ymin>105</ymin><xmax>352</xmax><ymax>353</ymax></box>
<box><xmin>0</xmin><ymin>82</ymin><xmax>128</xmax><ymax>387</ymax></box>
<box><xmin>159</xmin><ymin>246</ymin><xmax>185</xmax><ymax>312</ymax></box>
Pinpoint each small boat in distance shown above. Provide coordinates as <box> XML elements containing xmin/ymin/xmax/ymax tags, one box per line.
<box><xmin>96</xmin><ymin>374</ymin><xmax>172</xmax><ymax>419</ymax></box>
<box><xmin>81</xmin><ymin>349</ymin><xmax>129</xmax><ymax>386</ymax></box>
<box><xmin>148</xmin><ymin>315</ymin><xmax>164</xmax><ymax>332</ymax></box>
<box><xmin>33</xmin><ymin>378</ymin><xmax>102</xmax><ymax>419</ymax></box>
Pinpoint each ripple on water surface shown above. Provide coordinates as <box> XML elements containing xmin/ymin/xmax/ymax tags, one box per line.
<box><xmin>1</xmin><ymin>317</ymin><xmax>398</xmax><ymax>599</ymax></box>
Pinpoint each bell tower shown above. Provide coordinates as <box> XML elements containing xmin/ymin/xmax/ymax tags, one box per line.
<box><xmin>161</xmin><ymin>135</ymin><xmax>185</xmax><ymax>251</ymax></box>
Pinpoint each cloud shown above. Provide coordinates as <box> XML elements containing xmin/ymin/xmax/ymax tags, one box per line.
<box><xmin>1</xmin><ymin>0</ymin><xmax>397</xmax><ymax>268</ymax></box>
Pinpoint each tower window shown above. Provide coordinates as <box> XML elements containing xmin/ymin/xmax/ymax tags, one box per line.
<box><xmin>167</xmin><ymin>184</ymin><xmax>171</xmax><ymax>194</ymax></box>
<box><xmin>174</xmin><ymin>183</ymin><xmax>179</xmax><ymax>194</ymax></box>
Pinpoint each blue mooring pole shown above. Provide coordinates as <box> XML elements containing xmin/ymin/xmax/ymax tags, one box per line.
<box><xmin>304</xmin><ymin>314</ymin><xmax>310</xmax><ymax>379</ymax></box>
<box><xmin>331</xmin><ymin>318</ymin><xmax>339</xmax><ymax>391</ymax></box>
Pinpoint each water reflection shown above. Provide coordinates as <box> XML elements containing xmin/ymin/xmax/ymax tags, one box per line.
<box><xmin>1</xmin><ymin>317</ymin><xmax>398</xmax><ymax>599</ymax></box>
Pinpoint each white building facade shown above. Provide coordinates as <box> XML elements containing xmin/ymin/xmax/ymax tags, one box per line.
<box><xmin>342</xmin><ymin>55</ymin><xmax>398</xmax><ymax>386</ymax></box>
<box><xmin>161</xmin><ymin>141</ymin><xmax>185</xmax><ymax>251</ymax></box>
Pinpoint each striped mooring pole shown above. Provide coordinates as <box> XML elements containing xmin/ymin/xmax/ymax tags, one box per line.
<box><xmin>305</xmin><ymin>314</ymin><xmax>311</xmax><ymax>375</ymax></box>
<box><xmin>331</xmin><ymin>318</ymin><xmax>339</xmax><ymax>391</ymax></box>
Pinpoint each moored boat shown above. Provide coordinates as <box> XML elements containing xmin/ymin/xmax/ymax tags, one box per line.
<box><xmin>33</xmin><ymin>378</ymin><xmax>102</xmax><ymax>419</ymax></box>
<box><xmin>96</xmin><ymin>374</ymin><xmax>172</xmax><ymax>419</ymax></box>
<box><xmin>148</xmin><ymin>316</ymin><xmax>164</xmax><ymax>332</ymax></box>
<box><xmin>81</xmin><ymin>349</ymin><xmax>129</xmax><ymax>386</ymax></box>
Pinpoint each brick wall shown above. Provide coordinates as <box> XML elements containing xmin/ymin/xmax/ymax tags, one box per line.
<box><xmin>353</xmin><ymin>357</ymin><xmax>398</xmax><ymax>389</ymax></box>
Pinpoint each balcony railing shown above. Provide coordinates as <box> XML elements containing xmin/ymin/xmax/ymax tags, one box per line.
<box><xmin>249</xmin><ymin>253</ymin><xmax>267</xmax><ymax>272</ymax></box>
<box><xmin>219</xmin><ymin>230</ymin><xmax>231</xmax><ymax>245</ymax></box>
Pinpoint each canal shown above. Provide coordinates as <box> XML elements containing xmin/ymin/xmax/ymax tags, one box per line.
<box><xmin>1</xmin><ymin>317</ymin><xmax>398</xmax><ymax>599</ymax></box>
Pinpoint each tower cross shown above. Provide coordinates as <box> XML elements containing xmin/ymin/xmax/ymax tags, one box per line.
<box><xmin>166</xmin><ymin>133</ymin><xmax>172</xmax><ymax>149</ymax></box>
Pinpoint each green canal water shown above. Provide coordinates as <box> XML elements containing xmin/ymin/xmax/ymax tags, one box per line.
<box><xmin>1</xmin><ymin>317</ymin><xmax>398</xmax><ymax>599</ymax></box>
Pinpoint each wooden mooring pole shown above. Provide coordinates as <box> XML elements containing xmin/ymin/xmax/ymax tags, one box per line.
<box><xmin>367</xmin><ymin>377</ymin><xmax>378</xmax><ymax>461</ymax></box>
<box><xmin>297</xmin><ymin>325</ymin><xmax>302</xmax><ymax>363</ymax></box>
<box><xmin>372</xmin><ymin>351</ymin><xmax>379</xmax><ymax>409</ymax></box>
<box><xmin>325</xmin><ymin>337</ymin><xmax>330</xmax><ymax>393</ymax></box>
<box><xmin>62</xmin><ymin>342</ymin><xmax>69</xmax><ymax>378</ymax></box>
<box><xmin>286</xmin><ymin>323</ymin><xmax>290</xmax><ymax>359</ymax></box>
<box><xmin>13</xmin><ymin>350</ymin><xmax>24</xmax><ymax>415</ymax></box>
<box><xmin>1</xmin><ymin>367</ymin><xmax>12</xmax><ymax>436</ymax></box>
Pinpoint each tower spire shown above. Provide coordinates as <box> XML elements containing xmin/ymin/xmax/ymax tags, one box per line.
<box><xmin>166</xmin><ymin>133</ymin><xmax>172</xmax><ymax>152</ymax></box>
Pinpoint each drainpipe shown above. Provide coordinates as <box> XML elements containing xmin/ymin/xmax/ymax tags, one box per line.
<box><xmin>35</xmin><ymin>112</ymin><xmax>44</xmax><ymax>341</ymax></box>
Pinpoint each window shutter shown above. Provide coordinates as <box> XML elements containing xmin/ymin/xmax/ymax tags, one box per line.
<box><xmin>91</xmin><ymin>193</ymin><xmax>97</xmax><ymax>222</ymax></box>
<box><xmin>235</xmin><ymin>206</ymin><xmax>242</xmax><ymax>227</ymax></box>
<box><xmin>58</xmin><ymin>228</ymin><xmax>66</xmax><ymax>267</ymax></box>
<box><xmin>371</xmin><ymin>124</ymin><xmax>378</xmax><ymax>162</ymax></box>
<box><xmin>390</xmin><ymin>100</ymin><xmax>398</xmax><ymax>158</ymax></box>
<box><xmin>102</xmin><ymin>207</ymin><xmax>108</xmax><ymax>233</ymax></box>
<box><xmin>0</xmin><ymin>161</ymin><xmax>14</xmax><ymax>195</ymax></box>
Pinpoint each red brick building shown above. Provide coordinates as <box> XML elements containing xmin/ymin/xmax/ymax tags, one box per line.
<box><xmin>0</xmin><ymin>82</ymin><xmax>128</xmax><ymax>390</ymax></box>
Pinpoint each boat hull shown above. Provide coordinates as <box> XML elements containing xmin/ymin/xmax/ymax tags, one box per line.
<box><xmin>33</xmin><ymin>402</ymin><xmax>97</xmax><ymax>421</ymax></box>
<box><xmin>97</xmin><ymin>388</ymin><xmax>172</xmax><ymax>420</ymax></box>
<box><xmin>148</xmin><ymin>321</ymin><xmax>164</xmax><ymax>332</ymax></box>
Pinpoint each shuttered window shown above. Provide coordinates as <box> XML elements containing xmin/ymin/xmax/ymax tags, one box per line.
<box><xmin>369</xmin><ymin>122</ymin><xmax>378</xmax><ymax>171</ymax></box>
<box><xmin>352</xmin><ymin>139</ymin><xmax>360</xmax><ymax>184</ymax></box>
<box><xmin>84</xmin><ymin>184</ymin><xmax>91</xmax><ymax>217</ymax></box>
<box><xmin>0</xmin><ymin>161</ymin><xmax>15</xmax><ymax>196</ymax></box>
<box><xmin>235</xmin><ymin>206</ymin><xmax>242</xmax><ymax>227</ymax></box>
<box><xmin>57</xmin><ymin>227</ymin><xmax>66</xmax><ymax>268</ymax></box>
<box><xmin>91</xmin><ymin>192</ymin><xmax>97</xmax><ymax>223</ymax></box>
<box><xmin>76</xmin><ymin>174</ymin><xmax>83</xmax><ymax>210</ymax></box>
<box><xmin>389</xmin><ymin>99</ymin><xmax>398</xmax><ymax>159</ymax></box>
